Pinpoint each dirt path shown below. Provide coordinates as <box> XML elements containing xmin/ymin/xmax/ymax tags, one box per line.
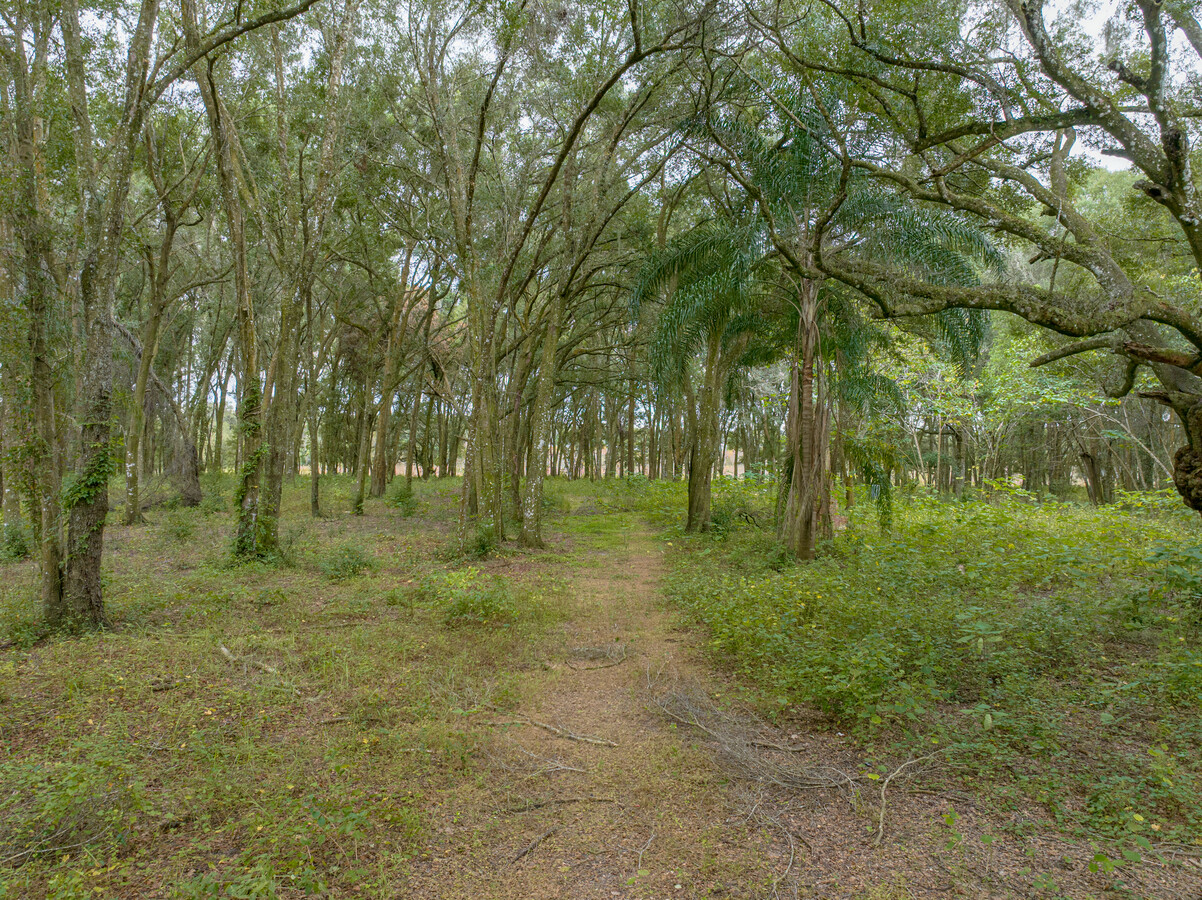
<box><xmin>396</xmin><ymin>519</ymin><xmax>1202</xmax><ymax>900</ymax></box>
<box><xmin>402</xmin><ymin>527</ymin><xmax>783</xmax><ymax>899</ymax></box>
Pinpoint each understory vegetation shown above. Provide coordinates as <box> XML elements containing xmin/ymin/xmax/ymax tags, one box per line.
<box><xmin>0</xmin><ymin>477</ymin><xmax>579</xmax><ymax>898</ymax></box>
<box><xmin>0</xmin><ymin>474</ymin><xmax>1199</xmax><ymax>896</ymax></box>
<box><xmin>644</xmin><ymin>478</ymin><xmax>1202</xmax><ymax>852</ymax></box>
<box><xmin>6</xmin><ymin>0</ymin><xmax>1202</xmax><ymax>895</ymax></box>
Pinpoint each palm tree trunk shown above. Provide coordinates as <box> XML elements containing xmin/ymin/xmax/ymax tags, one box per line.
<box><xmin>686</xmin><ymin>334</ymin><xmax>722</xmax><ymax>532</ymax></box>
<box><xmin>780</xmin><ymin>279</ymin><xmax>822</xmax><ymax>559</ymax></box>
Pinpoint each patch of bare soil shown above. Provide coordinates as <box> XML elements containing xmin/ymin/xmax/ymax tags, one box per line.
<box><xmin>399</xmin><ymin>528</ymin><xmax>1202</xmax><ymax>899</ymax></box>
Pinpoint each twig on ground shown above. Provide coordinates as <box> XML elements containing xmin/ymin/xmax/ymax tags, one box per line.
<box><xmin>566</xmin><ymin>644</ymin><xmax>628</xmax><ymax>671</ymax></box>
<box><xmin>514</xmin><ymin>745</ymin><xmax>587</xmax><ymax>776</ymax></box>
<box><xmin>636</xmin><ymin>830</ymin><xmax>656</xmax><ymax>872</ymax></box>
<box><xmin>0</xmin><ymin>824</ymin><xmax>113</xmax><ymax>867</ymax></box>
<box><xmin>218</xmin><ymin>643</ymin><xmax>300</xmax><ymax>696</ymax></box>
<box><xmin>874</xmin><ymin>752</ymin><xmax>943</xmax><ymax>846</ymax></box>
<box><xmin>736</xmin><ymin>790</ymin><xmax>813</xmax><ymax>897</ymax></box>
<box><xmin>218</xmin><ymin>643</ymin><xmax>279</xmax><ymax>675</ymax></box>
<box><xmin>648</xmin><ymin>682</ymin><xmax>852</xmax><ymax>791</ymax></box>
<box><xmin>485</xmin><ymin>704</ymin><xmax>617</xmax><ymax>746</ymax></box>
<box><xmin>512</xmin><ymin>825</ymin><xmax>561</xmax><ymax>863</ymax></box>
<box><xmin>505</xmin><ymin>795</ymin><xmax>617</xmax><ymax>813</ymax></box>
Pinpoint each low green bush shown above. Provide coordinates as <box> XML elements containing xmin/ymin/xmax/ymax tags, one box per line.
<box><xmin>1</xmin><ymin>524</ymin><xmax>29</xmax><ymax>561</ymax></box>
<box><xmin>318</xmin><ymin>544</ymin><xmax>374</xmax><ymax>581</ymax></box>
<box><xmin>419</xmin><ymin>567</ymin><xmax>518</xmax><ymax>626</ymax></box>
<box><xmin>664</xmin><ymin>491</ymin><xmax>1202</xmax><ymax>841</ymax></box>
<box><xmin>162</xmin><ymin>509</ymin><xmax>196</xmax><ymax>542</ymax></box>
<box><xmin>386</xmin><ymin>481</ymin><xmax>418</xmax><ymax>516</ymax></box>
<box><xmin>0</xmin><ymin>740</ymin><xmax>147</xmax><ymax>869</ymax></box>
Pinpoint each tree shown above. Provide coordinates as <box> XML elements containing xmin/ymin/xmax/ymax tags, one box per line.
<box><xmin>0</xmin><ymin>0</ymin><xmax>320</xmax><ymax>625</ymax></box>
<box><xmin>749</xmin><ymin>0</ymin><xmax>1202</xmax><ymax>517</ymax></box>
<box><xmin>637</xmin><ymin>76</ymin><xmax>997</xmax><ymax>554</ymax></box>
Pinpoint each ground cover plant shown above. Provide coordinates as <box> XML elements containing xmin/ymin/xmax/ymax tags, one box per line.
<box><xmin>0</xmin><ymin>476</ymin><xmax>571</xmax><ymax>898</ymax></box>
<box><xmin>651</xmin><ymin>479</ymin><xmax>1202</xmax><ymax>864</ymax></box>
<box><xmin>1</xmin><ymin>473</ymin><xmax>1200</xmax><ymax>898</ymax></box>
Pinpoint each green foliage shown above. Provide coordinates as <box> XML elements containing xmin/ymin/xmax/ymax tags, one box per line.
<box><xmin>0</xmin><ymin>740</ymin><xmax>146</xmax><ymax>868</ymax></box>
<box><xmin>462</xmin><ymin>523</ymin><xmax>498</xmax><ymax>559</ymax></box>
<box><xmin>540</xmin><ymin>483</ymin><xmax>571</xmax><ymax>514</ymax></box>
<box><xmin>318</xmin><ymin>544</ymin><xmax>374</xmax><ymax>581</ymax></box>
<box><xmin>385</xmin><ymin>481</ymin><xmax>418</xmax><ymax>516</ymax></box>
<box><xmin>1</xmin><ymin>524</ymin><xmax>30</xmax><ymax>561</ymax></box>
<box><xmin>162</xmin><ymin>509</ymin><xmax>197</xmax><ymax>543</ymax></box>
<box><xmin>199</xmin><ymin>490</ymin><xmax>228</xmax><ymax>516</ymax></box>
<box><xmin>664</xmin><ymin>490</ymin><xmax>1202</xmax><ymax>842</ymax></box>
<box><xmin>60</xmin><ymin>439</ymin><xmax>117</xmax><ymax>512</ymax></box>
<box><xmin>708</xmin><ymin>476</ymin><xmax>775</xmax><ymax>535</ymax></box>
<box><xmin>1147</xmin><ymin>541</ymin><xmax>1202</xmax><ymax>618</ymax></box>
<box><xmin>420</xmin><ymin>567</ymin><xmax>518</xmax><ymax>626</ymax></box>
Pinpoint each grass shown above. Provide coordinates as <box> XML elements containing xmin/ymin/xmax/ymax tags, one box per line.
<box><xmin>0</xmin><ymin>474</ymin><xmax>566</xmax><ymax>898</ymax></box>
<box><xmin>2</xmin><ymin>470</ymin><xmax>1199</xmax><ymax>895</ymax></box>
<box><xmin>641</xmin><ymin>476</ymin><xmax>1202</xmax><ymax>859</ymax></box>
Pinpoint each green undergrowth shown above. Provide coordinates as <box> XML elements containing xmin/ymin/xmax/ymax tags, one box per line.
<box><xmin>0</xmin><ymin>474</ymin><xmax>560</xmax><ymax>897</ymax></box>
<box><xmin>659</xmin><ymin>485</ymin><xmax>1202</xmax><ymax>849</ymax></box>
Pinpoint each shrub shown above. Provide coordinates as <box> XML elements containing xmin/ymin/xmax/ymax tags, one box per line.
<box><xmin>541</xmin><ymin>485</ymin><xmax>571</xmax><ymax>514</ymax></box>
<box><xmin>710</xmin><ymin>477</ymin><xmax>774</xmax><ymax>534</ymax></box>
<box><xmin>464</xmin><ymin>524</ymin><xmax>497</xmax><ymax>559</ymax></box>
<box><xmin>162</xmin><ymin>510</ymin><xmax>196</xmax><ymax>542</ymax></box>
<box><xmin>1148</xmin><ymin>541</ymin><xmax>1202</xmax><ymax>615</ymax></box>
<box><xmin>0</xmin><ymin>742</ymin><xmax>146</xmax><ymax>868</ymax></box>
<box><xmin>318</xmin><ymin>544</ymin><xmax>373</xmax><ymax>581</ymax></box>
<box><xmin>386</xmin><ymin>481</ymin><xmax>418</xmax><ymax>516</ymax></box>
<box><xmin>1152</xmin><ymin>649</ymin><xmax>1202</xmax><ymax>708</ymax></box>
<box><xmin>419</xmin><ymin>567</ymin><xmax>518</xmax><ymax>626</ymax></box>
<box><xmin>666</xmin><ymin>493</ymin><xmax>1191</xmax><ymax>727</ymax></box>
<box><xmin>1</xmin><ymin>524</ymin><xmax>29</xmax><ymax>561</ymax></box>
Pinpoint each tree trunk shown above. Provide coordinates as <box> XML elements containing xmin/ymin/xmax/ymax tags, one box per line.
<box><xmin>59</xmin><ymin>0</ymin><xmax>162</xmax><ymax>625</ymax></box>
<box><xmin>519</xmin><ymin>295</ymin><xmax>565</xmax><ymax>548</ymax></box>
<box><xmin>780</xmin><ymin>279</ymin><xmax>823</xmax><ymax>560</ymax></box>
<box><xmin>354</xmin><ymin>386</ymin><xmax>373</xmax><ymax>515</ymax></box>
<box><xmin>686</xmin><ymin>334</ymin><xmax>721</xmax><ymax>532</ymax></box>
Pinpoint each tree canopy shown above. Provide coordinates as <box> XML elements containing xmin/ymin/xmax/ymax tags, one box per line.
<box><xmin>0</xmin><ymin>0</ymin><xmax>1197</xmax><ymax>623</ymax></box>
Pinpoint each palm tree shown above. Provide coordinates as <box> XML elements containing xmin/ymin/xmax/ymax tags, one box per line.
<box><xmin>635</xmin><ymin>81</ymin><xmax>1000</xmax><ymax>554</ymax></box>
<box><xmin>632</xmin><ymin>221</ymin><xmax>783</xmax><ymax>531</ymax></box>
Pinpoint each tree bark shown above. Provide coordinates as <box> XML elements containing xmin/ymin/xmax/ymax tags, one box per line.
<box><xmin>182</xmin><ymin>12</ymin><xmax>265</xmax><ymax>557</ymax></box>
<box><xmin>780</xmin><ymin>279</ymin><xmax>823</xmax><ymax>560</ymax></box>
<box><xmin>686</xmin><ymin>334</ymin><xmax>722</xmax><ymax>533</ymax></box>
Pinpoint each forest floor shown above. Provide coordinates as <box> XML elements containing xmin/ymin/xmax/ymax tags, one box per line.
<box><xmin>1</xmin><ymin>476</ymin><xmax>1200</xmax><ymax>899</ymax></box>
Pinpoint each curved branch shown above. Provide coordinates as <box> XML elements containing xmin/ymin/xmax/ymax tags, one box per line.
<box><xmin>1029</xmin><ymin>335</ymin><xmax>1119</xmax><ymax>367</ymax></box>
<box><xmin>148</xmin><ymin>0</ymin><xmax>324</xmax><ymax>106</ymax></box>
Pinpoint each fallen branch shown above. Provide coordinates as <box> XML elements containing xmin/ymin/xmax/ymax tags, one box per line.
<box><xmin>874</xmin><ymin>752</ymin><xmax>943</xmax><ymax>846</ymax></box>
<box><xmin>218</xmin><ymin>643</ymin><xmax>279</xmax><ymax>676</ymax></box>
<box><xmin>486</xmin><ymin>705</ymin><xmax>617</xmax><ymax>747</ymax></box>
<box><xmin>566</xmin><ymin>644</ymin><xmax>629</xmax><ymax>671</ymax></box>
<box><xmin>512</xmin><ymin>825</ymin><xmax>561</xmax><ymax>863</ymax></box>
<box><xmin>505</xmin><ymin>795</ymin><xmax>617</xmax><ymax>813</ymax></box>
<box><xmin>635</xmin><ymin>830</ymin><xmax>656</xmax><ymax>872</ymax></box>
<box><xmin>648</xmin><ymin>682</ymin><xmax>852</xmax><ymax>791</ymax></box>
<box><xmin>514</xmin><ymin>746</ymin><xmax>587</xmax><ymax>776</ymax></box>
<box><xmin>0</xmin><ymin>824</ymin><xmax>113</xmax><ymax>867</ymax></box>
<box><xmin>218</xmin><ymin>644</ymin><xmax>300</xmax><ymax>696</ymax></box>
